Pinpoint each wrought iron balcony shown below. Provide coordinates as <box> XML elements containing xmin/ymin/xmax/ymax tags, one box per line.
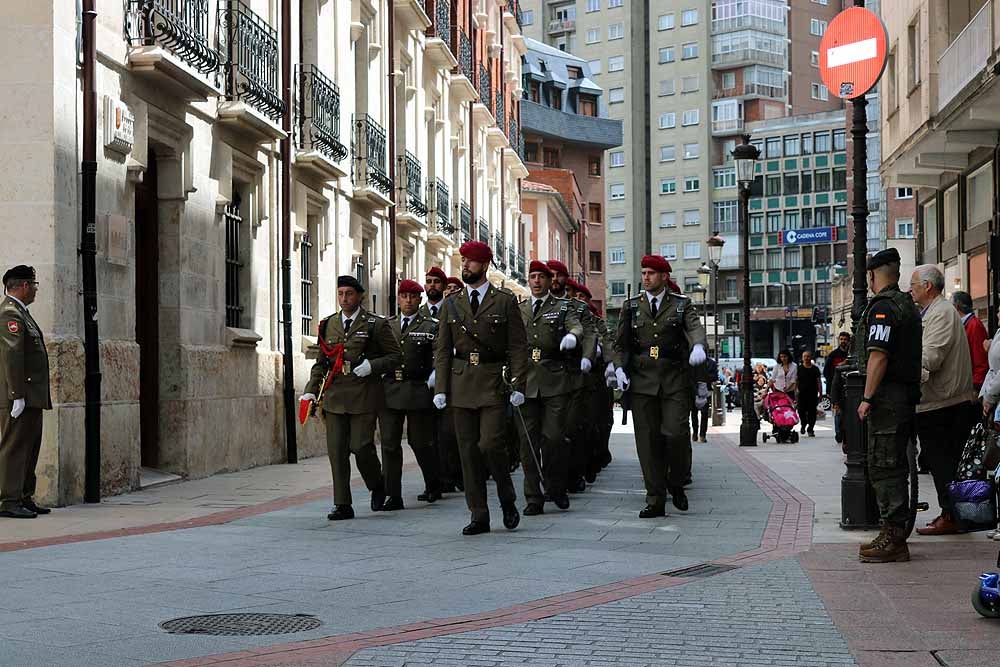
<box><xmin>517</xmin><ymin>253</ymin><xmax>525</xmax><ymax>281</ymax></box>
<box><xmin>397</xmin><ymin>151</ymin><xmax>428</xmax><ymax>217</ymax></box>
<box><xmin>218</xmin><ymin>0</ymin><xmax>285</xmax><ymax>121</ymax></box>
<box><xmin>477</xmin><ymin>217</ymin><xmax>490</xmax><ymax>243</ymax></box>
<box><xmin>125</xmin><ymin>0</ymin><xmax>219</xmax><ymax>74</ymax></box>
<box><xmin>495</xmin><ymin>89</ymin><xmax>505</xmax><ymax>126</ymax></box>
<box><xmin>295</xmin><ymin>65</ymin><xmax>348</xmax><ymax>163</ymax></box>
<box><xmin>508</xmin><ymin>0</ymin><xmax>523</xmax><ymax>28</ymax></box>
<box><xmin>425</xmin><ymin>0</ymin><xmax>452</xmax><ymax>47</ymax></box>
<box><xmin>459</xmin><ymin>201</ymin><xmax>472</xmax><ymax>243</ymax></box>
<box><xmin>479</xmin><ymin>63</ymin><xmax>493</xmax><ymax>110</ymax></box>
<box><xmin>493</xmin><ymin>233</ymin><xmax>506</xmax><ymax>269</ymax></box>
<box><xmin>431</xmin><ymin>179</ymin><xmax>453</xmax><ymax>233</ymax></box>
<box><xmin>507</xmin><ymin>244</ymin><xmax>517</xmax><ymax>277</ymax></box>
<box><xmin>352</xmin><ymin>114</ymin><xmax>393</xmax><ymax>195</ymax></box>
<box><xmin>454</xmin><ymin>27</ymin><xmax>474</xmax><ymax>83</ymax></box>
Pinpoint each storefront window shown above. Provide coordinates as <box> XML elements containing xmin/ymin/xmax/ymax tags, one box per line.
<box><xmin>970</xmin><ymin>251</ymin><xmax>988</xmax><ymax>301</ymax></box>
<box><xmin>943</xmin><ymin>185</ymin><xmax>959</xmax><ymax>241</ymax></box>
<box><xmin>922</xmin><ymin>199</ymin><xmax>938</xmax><ymax>251</ymax></box>
<box><xmin>967</xmin><ymin>164</ymin><xmax>993</xmax><ymax>228</ymax></box>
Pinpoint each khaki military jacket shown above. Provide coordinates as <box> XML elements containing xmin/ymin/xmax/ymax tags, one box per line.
<box><xmin>614</xmin><ymin>291</ymin><xmax>706</xmax><ymax>398</ymax></box>
<box><xmin>520</xmin><ymin>295</ymin><xmax>584</xmax><ymax>399</ymax></box>
<box><xmin>434</xmin><ymin>284</ymin><xmax>529</xmax><ymax>409</ymax></box>
<box><xmin>0</xmin><ymin>296</ymin><xmax>51</xmax><ymax>409</ymax></box>
<box><xmin>305</xmin><ymin>308</ymin><xmax>402</xmax><ymax>415</ymax></box>
<box><xmin>418</xmin><ymin>301</ymin><xmax>445</xmax><ymax>320</ymax></box>
<box><xmin>382</xmin><ymin>313</ymin><xmax>438</xmax><ymax>411</ymax></box>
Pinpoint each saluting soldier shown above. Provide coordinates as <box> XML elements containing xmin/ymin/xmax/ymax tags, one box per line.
<box><xmin>614</xmin><ymin>255</ymin><xmax>707</xmax><ymax>518</ymax></box>
<box><xmin>433</xmin><ymin>242</ymin><xmax>530</xmax><ymax>535</ymax></box>
<box><xmin>378</xmin><ymin>279</ymin><xmax>443</xmax><ymax>510</ymax></box>
<box><xmin>300</xmin><ymin>276</ymin><xmax>402</xmax><ymax>521</ymax></box>
<box><xmin>0</xmin><ymin>266</ymin><xmax>52</xmax><ymax>519</ymax></box>
<box><xmin>516</xmin><ymin>260</ymin><xmax>584</xmax><ymax>515</ymax></box>
<box><xmin>444</xmin><ymin>276</ymin><xmax>463</xmax><ymax>297</ymax></box>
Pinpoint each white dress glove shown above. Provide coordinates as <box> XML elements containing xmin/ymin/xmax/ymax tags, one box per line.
<box><xmin>433</xmin><ymin>393</ymin><xmax>448</xmax><ymax>410</ymax></box>
<box><xmin>596</xmin><ymin>343</ymin><xmax>603</xmax><ymax>357</ymax></box>
<box><xmin>10</xmin><ymin>398</ymin><xmax>25</xmax><ymax>419</ymax></box>
<box><xmin>299</xmin><ymin>393</ymin><xmax>316</xmax><ymax>403</ymax></box>
<box><xmin>510</xmin><ymin>391</ymin><xmax>525</xmax><ymax>407</ymax></box>
<box><xmin>605</xmin><ymin>361</ymin><xmax>616</xmax><ymax>380</ymax></box>
<box><xmin>559</xmin><ymin>333</ymin><xmax>578</xmax><ymax>351</ymax></box>
<box><xmin>615</xmin><ymin>367</ymin><xmax>630</xmax><ymax>390</ymax></box>
<box><xmin>353</xmin><ymin>359</ymin><xmax>372</xmax><ymax>377</ymax></box>
<box><xmin>580</xmin><ymin>358</ymin><xmax>592</xmax><ymax>373</ymax></box>
<box><xmin>426</xmin><ymin>370</ymin><xmax>436</xmax><ymax>390</ymax></box>
<box><xmin>688</xmin><ymin>344</ymin><xmax>706</xmax><ymax>367</ymax></box>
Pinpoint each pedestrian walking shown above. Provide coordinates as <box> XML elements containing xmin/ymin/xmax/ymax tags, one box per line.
<box><xmin>0</xmin><ymin>266</ymin><xmax>52</xmax><ymax>519</ymax></box>
<box><xmin>613</xmin><ymin>255</ymin><xmax>707</xmax><ymax>518</ymax></box>
<box><xmin>378</xmin><ymin>280</ymin><xmax>443</xmax><ymax>510</ymax></box>
<box><xmin>911</xmin><ymin>265</ymin><xmax>978</xmax><ymax>536</ymax></box>
<box><xmin>690</xmin><ymin>356</ymin><xmax>716</xmax><ymax>443</ymax></box>
<box><xmin>953</xmin><ymin>291</ymin><xmax>989</xmax><ymax>392</ymax></box>
<box><xmin>856</xmin><ymin>248</ymin><xmax>923</xmax><ymax>563</ymax></box>
<box><xmin>825</xmin><ymin>332</ymin><xmax>852</xmax><ymax>444</ymax></box>
<box><xmin>433</xmin><ymin>242</ymin><xmax>529</xmax><ymax>536</ymax></box>
<box><xmin>300</xmin><ymin>276</ymin><xmax>401</xmax><ymax>521</ymax></box>
<box><xmin>770</xmin><ymin>349</ymin><xmax>797</xmax><ymax>399</ymax></box>
<box><xmin>797</xmin><ymin>351</ymin><xmax>822</xmax><ymax>437</ymax></box>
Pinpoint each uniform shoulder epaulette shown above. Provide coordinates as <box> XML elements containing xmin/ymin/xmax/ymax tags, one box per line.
<box><xmin>671</xmin><ymin>292</ymin><xmax>689</xmax><ymax>300</ymax></box>
<box><xmin>427</xmin><ymin>316</ymin><xmax>440</xmax><ymax>324</ymax></box>
<box><xmin>387</xmin><ymin>315</ymin><xmax>398</xmax><ymax>322</ymax></box>
<box><xmin>497</xmin><ymin>286</ymin><xmax>516</xmax><ymax>297</ymax></box>
<box><xmin>624</xmin><ymin>294</ymin><xmax>641</xmax><ymax>303</ymax></box>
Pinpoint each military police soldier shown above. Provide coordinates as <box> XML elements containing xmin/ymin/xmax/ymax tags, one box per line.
<box><xmin>614</xmin><ymin>255</ymin><xmax>707</xmax><ymax>517</ymax></box>
<box><xmin>433</xmin><ymin>241</ymin><xmax>530</xmax><ymax>535</ymax></box>
<box><xmin>0</xmin><ymin>266</ymin><xmax>52</xmax><ymax>519</ymax></box>
<box><xmin>856</xmin><ymin>248</ymin><xmax>922</xmax><ymax>563</ymax></box>
<box><xmin>516</xmin><ymin>260</ymin><xmax>584</xmax><ymax>515</ymax></box>
<box><xmin>301</xmin><ymin>275</ymin><xmax>402</xmax><ymax>521</ymax></box>
<box><xmin>378</xmin><ymin>279</ymin><xmax>443</xmax><ymax>510</ymax></box>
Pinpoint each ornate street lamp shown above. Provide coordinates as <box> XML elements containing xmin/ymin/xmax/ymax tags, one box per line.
<box><xmin>706</xmin><ymin>231</ymin><xmax>725</xmax><ymax>359</ymax></box>
<box><xmin>734</xmin><ymin>135</ymin><xmax>760</xmax><ymax>447</ymax></box>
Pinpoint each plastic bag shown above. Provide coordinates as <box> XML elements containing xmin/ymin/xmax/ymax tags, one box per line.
<box><xmin>949</xmin><ymin>479</ymin><xmax>995</xmax><ymax>504</ymax></box>
<box><xmin>954</xmin><ymin>499</ymin><xmax>997</xmax><ymax>526</ymax></box>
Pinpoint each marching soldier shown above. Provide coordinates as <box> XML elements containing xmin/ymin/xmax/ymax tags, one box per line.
<box><xmin>419</xmin><ymin>267</ymin><xmax>448</xmax><ymax>320</ymax></box>
<box><xmin>0</xmin><ymin>266</ymin><xmax>52</xmax><ymax>519</ymax></box>
<box><xmin>300</xmin><ymin>276</ymin><xmax>401</xmax><ymax>521</ymax></box>
<box><xmin>516</xmin><ymin>260</ymin><xmax>584</xmax><ymax>515</ymax></box>
<box><xmin>613</xmin><ymin>255</ymin><xmax>707</xmax><ymax>518</ymax></box>
<box><xmin>572</xmin><ymin>283</ymin><xmax>616</xmax><ymax>480</ymax></box>
<box><xmin>379</xmin><ymin>280</ymin><xmax>443</xmax><ymax>510</ymax></box>
<box><xmin>433</xmin><ymin>241</ymin><xmax>530</xmax><ymax>535</ymax></box>
<box><xmin>444</xmin><ymin>276</ymin><xmax>463</xmax><ymax>297</ymax></box>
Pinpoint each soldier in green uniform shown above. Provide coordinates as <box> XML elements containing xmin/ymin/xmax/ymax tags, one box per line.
<box><xmin>546</xmin><ymin>261</ymin><xmax>598</xmax><ymax>493</ymax></box>
<box><xmin>572</xmin><ymin>282</ymin><xmax>617</xmax><ymax>479</ymax></box>
<box><xmin>0</xmin><ymin>266</ymin><xmax>52</xmax><ymax>519</ymax></box>
<box><xmin>433</xmin><ymin>241</ymin><xmax>530</xmax><ymax>535</ymax></box>
<box><xmin>516</xmin><ymin>260</ymin><xmax>584</xmax><ymax>515</ymax></box>
<box><xmin>855</xmin><ymin>248</ymin><xmax>922</xmax><ymax>563</ymax></box>
<box><xmin>300</xmin><ymin>276</ymin><xmax>402</xmax><ymax>521</ymax></box>
<box><xmin>378</xmin><ymin>279</ymin><xmax>443</xmax><ymax>510</ymax></box>
<box><xmin>614</xmin><ymin>255</ymin><xmax>707</xmax><ymax>517</ymax></box>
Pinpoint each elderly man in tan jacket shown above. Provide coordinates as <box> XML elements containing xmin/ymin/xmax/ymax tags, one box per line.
<box><xmin>910</xmin><ymin>264</ymin><xmax>978</xmax><ymax>535</ymax></box>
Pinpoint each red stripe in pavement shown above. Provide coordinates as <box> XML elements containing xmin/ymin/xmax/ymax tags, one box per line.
<box><xmin>152</xmin><ymin>438</ymin><xmax>818</xmax><ymax>667</ymax></box>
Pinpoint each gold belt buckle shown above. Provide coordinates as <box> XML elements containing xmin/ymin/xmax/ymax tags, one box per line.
<box><xmin>649</xmin><ymin>346</ymin><xmax>660</xmax><ymax>360</ymax></box>
<box><xmin>531</xmin><ymin>347</ymin><xmax>542</xmax><ymax>362</ymax></box>
<box><xmin>342</xmin><ymin>360</ymin><xmax>352</xmax><ymax>375</ymax></box>
<box><xmin>469</xmin><ymin>352</ymin><xmax>480</xmax><ymax>366</ymax></box>
<box><xmin>394</xmin><ymin>369</ymin><xmax>404</xmax><ymax>381</ymax></box>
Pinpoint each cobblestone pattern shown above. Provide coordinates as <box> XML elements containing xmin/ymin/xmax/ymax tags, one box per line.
<box><xmin>345</xmin><ymin>558</ymin><xmax>857</xmax><ymax>667</ymax></box>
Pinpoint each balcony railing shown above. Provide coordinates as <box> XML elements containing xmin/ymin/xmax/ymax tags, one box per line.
<box><xmin>507</xmin><ymin>244</ymin><xmax>517</xmax><ymax>276</ymax></box>
<box><xmin>493</xmin><ymin>233</ymin><xmax>506</xmax><ymax>269</ymax></box>
<box><xmin>425</xmin><ymin>0</ymin><xmax>452</xmax><ymax>47</ymax></box>
<box><xmin>352</xmin><ymin>114</ymin><xmax>393</xmax><ymax>194</ymax></box>
<box><xmin>710</xmin><ymin>48</ymin><xmax>784</xmax><ymax>69</ymax></box>
<box><xmin>459</xmin><ymin>201</ymin><xmax>472</xmax><ymax>243</ymax></box>
<box><xmin>508</xmin><ymin>117</ymin><xmax>522</xmax><ymax>156</ymax></box>
<box><xmin>454</xmin><ymin>27</ymin><xmax>473</xmax><ymax>82</ymax></box>
<box><xmin>548</xmin><ymin>18</ymin><xmax>575</xmax><ymax>34</ymax></box>
<box><xmin>295</xmin><ymin>65</ymin><xmax>348</xmax><ymax>162</ymax></box>
<box><xmin>477</xmin><ymin>217</ymin><xmax>490</xmax><ymax>243</ymax></box>
<box><xmin>711</xmin><ymin>118</ymin><xmax>744</xmax><ymax>135</ymax></box>
<box><xmin>431</xmin><ymin>178</ymin><xmax>453</xmax><ymax>233</ymax></box>
<box><xmin>125</xmin><ymin>0</ymin><xmax>220</xmax><ymax>74</ymax></box>
<box><xmin>517</xmin><ymin>253</ymin><xmax>525</xmax><ymax>281</ymax></box>
<box><xmin>508</xmin><ymin>0</ymin><xmax>523</xmax><ymax>28</ymax></box>
<box><xmin>398</xmin><ymin>150</ymin><xmax>427</xmax><ymax>217</ymax></box>
<box><xmin>479</xmin><ymin>63</ymin><xmax>493</xmax><ymax>109</ymax></box>
<box><xmin>495</xmin><ymin>90</ymin><xmax>505</xmax><ymax>126</ymax></box>
<box><xmin>218</xmin><ymin>0</ymin><xmax>285</xmax><ymax>120</ymax></box>
<box><xmin>938</xmin><ymin>1</ymin><xmax>992</xmax><ymax>111</ymax></box>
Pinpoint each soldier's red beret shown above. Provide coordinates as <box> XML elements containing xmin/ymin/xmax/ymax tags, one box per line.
<box><xmin>446</xmin><ymin>276</ymin><xmax>463</xmax><ymax>288</ymax></box>
<box><xmin>460</xmin><ymin>241</ymin><xmax>493</xmax><ymax>264</ymax></box>
<box><xmin>546</xmin><ymin>259</ymin><xmax>570</xmax><ymax>276</ymax></box>
<box><xmin>668</xmin><ymin>280</ymin><xmax>681</xmax><ymax>293</ymax></box>
<box><xmin>641</xmin><ymin>255</ymin><xmax>672</xmax><ymax>273</ymax></box>
<box><xmin>528</xmin><ymin>260</ymin><xmax>552</xmax><ymax>277</ymax></box>
<box><xmin>588</xmin><ymin>302</ymin><xmax>601</xmax><ymax>317</ymax></box>
<box><xmin>425</xmin><ymin>266</ymin><xmax>447</xmax><ymax>282</ymax></box>
<box><xmin>576</xmin><ymin>283</ymin><xmax>593</xmax><ymax>299</ymax></box>
<box><xmin>397</xmin><ymin>279</ymin><xmax>424</xmax><ymax>294</ymax></box>
<box><xmin>565</xmin><ymin>278</ymin><xmax>582</xmax><ymax>293</ymax></box>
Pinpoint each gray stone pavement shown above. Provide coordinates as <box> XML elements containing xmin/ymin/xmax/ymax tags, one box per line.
<box><xmin>0</xmin><ymin>425</ymin><xmax>778</xmax><ymax>667</ymax></box>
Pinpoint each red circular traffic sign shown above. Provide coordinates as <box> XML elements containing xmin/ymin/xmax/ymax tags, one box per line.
<box><xmin>819</xmin><ymin>7</ymin><xmax>888</xmax><ymax>100</ymax></box>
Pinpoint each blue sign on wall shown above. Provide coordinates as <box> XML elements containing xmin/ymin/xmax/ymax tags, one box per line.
<box><xmin>781</xmin><ymin>227</ymin><xmax>833</xmax><ymax>245</ymax></box>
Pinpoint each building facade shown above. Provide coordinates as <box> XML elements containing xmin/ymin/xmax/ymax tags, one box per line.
<box><xmin>0</xmin><ymin>0</ymin><xmax>527</xmax><ymax>505</ymax></box>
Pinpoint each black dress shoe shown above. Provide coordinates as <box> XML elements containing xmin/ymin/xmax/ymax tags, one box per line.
<box><xmin>327</xmin><ymin>505</ymin><xmax>355</xmax><ymax>521</ymax></box>
<box><xmin>370</xmin><ymin>486</ymin><xmax>386</xmax><ymax>512</ymax></box>
<box><xmin>381</xmin><ymin>496</ymin><xmax>404</xmax><ymax>511</ymax></box>
<box><xmin>553</xmin><ymin>494</ymin><xmax>570</xmax><ymax>510</ymax></box>
<box><xmin>462</xmin><ymin>520</ymin><xmax>490</xmax><ymax>536</ymax></box>
<box><xmin>417</xmin><ymin>489</ymin><xmax>442</xmax><ymax>503</ymax></box>
<box><xmin>523</xmin><ymin>503</ymin><xmax>544</xmax><ymax>516</ymax></box>
<box><xmin>502</xmin><ymin>504</ymin><xmax>520</xmax><ymax>530</ymax></box>
<box><xmin>569</xmin><ymin>477</ymin><xmax>586</xmax><ymax>494</ymax></box>
<box><xmin>438</xmin><ymin>483</ymin><xmax>458</xmax><ymax>493</ymax></box>
<box><xmin>584</xmin><ymin>470</ymin><xmax>597</xmax><ymax>484</ymax></box>
<box><xmin>455</xmin><ymin>480</ymin><xmax>465</xmax><ymax>492</ymax></box>
<box><xmin>21</xmin><ymin>499</ymin><xmax>50</xmax><ymax>515</ymax></box>
<box><xmin>670</xmin><ymin>487</ymin><xmax>689</xmax><ymax>512</ymax></box>
<box><xmin>0</xmin><ymin>505</ymin><xmax>36</xmax><ymax>519</ymax></box>
<box><xmin>682</xmin><ymin>476</ymin><xmax>693</xmax><ymax>487</ymax></box>
<box><xmin>638</xmin><ymin>505</ymin><xmax>665</xmax><ymax>519</ymax></box>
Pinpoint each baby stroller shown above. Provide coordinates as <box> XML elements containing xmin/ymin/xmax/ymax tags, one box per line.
<box><xmin>761</xmin><ymin>390</ymin><xmax>800</xmax><ymax>444</ymax></box>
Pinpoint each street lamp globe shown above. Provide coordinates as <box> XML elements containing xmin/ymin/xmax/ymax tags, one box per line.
<box><xmin>707</xmin><ymin>232</ymin><xmax>725</xmax><ymax>265</ymax></box>
<box><xmin>733</xmin><ymin>134</ymin><xmax>760</xmax><ymax>188</ymax></box>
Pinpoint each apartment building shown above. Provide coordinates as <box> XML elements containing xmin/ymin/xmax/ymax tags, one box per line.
<box><xmin>0</xmin><ymin>0</ymin><xmax>527</xmax><ymax>504</ymax></box>
<box><xmin>880</xmin><ymin>0</ymin><xmax>997</xmax><ymax>325</ymax></box>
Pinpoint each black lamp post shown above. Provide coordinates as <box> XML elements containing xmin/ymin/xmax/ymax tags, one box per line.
<box><xmin>707</xmin><ymin>230</ymin><xmax>726</xmax><ymax>359</ymax></box>
<box><xmin>735</xmin><ymin>135</ymin><xmax>760</xmax><ymax>447</ymax></box>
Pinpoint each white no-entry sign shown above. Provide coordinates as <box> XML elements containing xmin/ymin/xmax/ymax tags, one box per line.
<box><xmin>819</xmin><ymin>7</ymin><xmax>888</xmax><ymax>100</ymax></box>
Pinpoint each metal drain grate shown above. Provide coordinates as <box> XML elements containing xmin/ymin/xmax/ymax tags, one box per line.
<box><xmin>160</xmin><ymin>613</ymin><xmax>322</xmax><ymax>636</ymax></box>
<box><xmin>661</xmin><ymin>563</ymin><xmax>739</xmax><ymax>578</ymax></box>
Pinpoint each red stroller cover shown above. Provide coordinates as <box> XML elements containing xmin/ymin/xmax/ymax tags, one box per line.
<box><xmin>764</xmin><ymin>391</ymin><xmax>799</xmax><ymax>428</ymax></box>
